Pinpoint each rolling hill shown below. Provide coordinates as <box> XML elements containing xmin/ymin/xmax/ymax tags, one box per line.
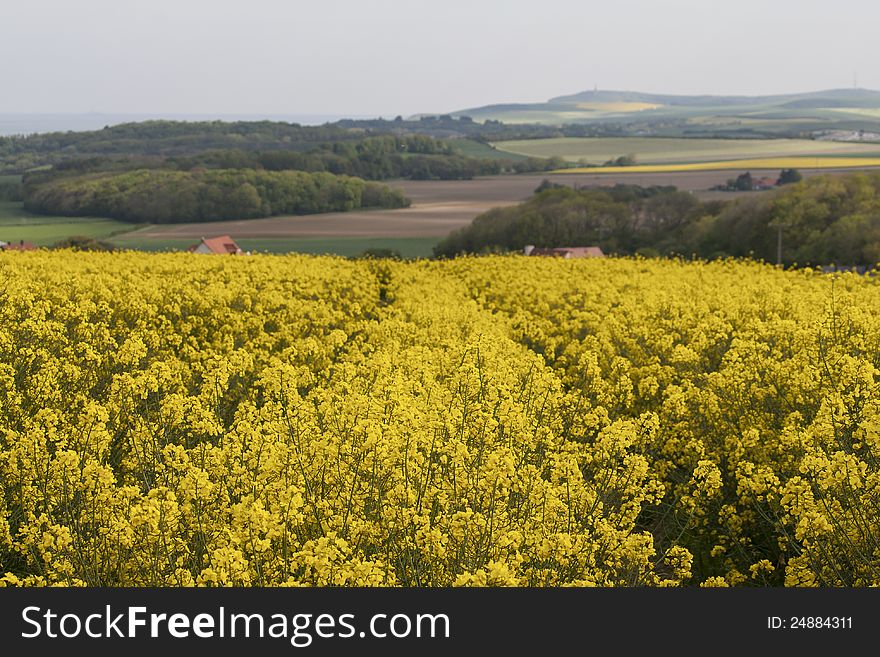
<box><xmin>452</xmin><ymin>88</ymin><xmax>880</xmax><ymax>137</ymax></box>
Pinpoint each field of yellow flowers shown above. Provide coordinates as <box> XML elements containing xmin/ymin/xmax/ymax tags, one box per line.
<box><xmin>1</xmin><ymin>251</ymin><xmax>878</xmax><ymax>587</ymax></box>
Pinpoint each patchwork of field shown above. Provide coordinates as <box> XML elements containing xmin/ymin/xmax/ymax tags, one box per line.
<box><xmin>113</xmin><ymin>178</ymin><xmax>537</xmax><ymax>243</ymax></box>
<box><xmin>455</xmin><ymin>89</ymin><xmax>880</xmax><ymax>135</ymax></box>
<box><xmin>7</xmin><ymin>167</ymin><xmax>880</xmax><ymax>252</ymax></box>
<box><xmin>477</xmin><ymin>102</ymin><xmax>664</xmax><ymax>124</ymax></box>
<box><xmin>462</xmin><ymin>106</ymin><xmax>862</xmax><ymax>131</ymax></box>
<box><xmin>493</xmin><ymin>137</ymin><xmax>880</xmax><ymax>164</ymax></box>
<box><xmin>100</xmin><ymin>168</ymin><xmax>875</xmax><ymax>247</ymax></box>
<box><xmin>558</xmin><ymin>157</ymin><xmax>880</xmax><ymax>174</ymax></box>
<box><xmin>575</xmin><ymin>101</ymin><xmax>661</xmax><ymax>112</ymax></box>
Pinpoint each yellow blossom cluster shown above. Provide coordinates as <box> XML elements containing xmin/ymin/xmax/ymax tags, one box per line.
<box><xmin>1</xmin><ymin>251</ymin><xmax>878</xmax><ymax>586</ymax></box>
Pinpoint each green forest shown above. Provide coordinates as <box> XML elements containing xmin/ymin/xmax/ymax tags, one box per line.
<box><xmin>173</xmin><ymin>138</ymin><xmax>560</xmax><ymax>180</ymax></box>
<box><xmin>23</xmin><ymin>169</ymin><xmax>409</xmax><ymax>223</ymax></box>
<box><xmin>8</xmin><ymin>126</ymin><xmax>563</xmax><ymax>228</ymax></box>
<box><xmin>435</xmin><ymin>173</ymin><xmax>880</xmax><ymax>267</ymax></box>
<box><xmin>0</xmin><ymin>121</ymin><xmax>560</xmax><ymax>178</ymax></box>
<box><xmin>39</xmin><ymin>135</ymin><xmax>560</xmax><ymax>182</ymax></box>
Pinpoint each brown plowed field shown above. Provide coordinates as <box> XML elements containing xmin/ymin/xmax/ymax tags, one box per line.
<box><xmin>124</xmin><ymin>168</ymin><xmax>878</xmax><ymax>240</ymax></box>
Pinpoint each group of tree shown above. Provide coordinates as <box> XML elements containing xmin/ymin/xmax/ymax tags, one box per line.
<box><xmin>0</xmin><ymin>120</ymin><xmax>352</xmax><ymax>161</ymax></box>
<box><xmin>338</xmin><ymin>115</ymin><xmax>810</xmax><ymax>141</ymax></box>
<box><xmin>702</xmin><ymin>172</ymin><xmax>880</xmax><ymax>265</ymax></box>
<box><xmin>169</xmin><ymin>136</ymin><xmax>561</xmax><ymax>181</ymax></box>
<box><xmin>15</xmin><ymin>127</ymin><xmax>564</xmax><ymax>226</ymax></box>
<box><xmin>333</xmin><ymin>115</ymin><xmax>641</xmax><ymax>141</ymax></box>
<box><xmin>0</xmin><ymin>120</ymin><xmax>564</xmax><ymax>178</ymax></box>
<box><xmin>434</xmin><ymin>183</ymin><xmax>700</xmax><ymax>258</ymax></box>
<box><xmin>713</xmin><ymin>168</ymin><xmax>804</xmax><ymax>192</ymax></box>
<box><xmin>434</xmin><ymin>172</ymin><xmax>880</xmax><ymax>267</ymax></box>
<box><xmin>23</xmin><ymin>168</ymin><xmax>409</xmax><ymax>223</ymax></box>
<box><xmin>0</xmin><ymin>116</ymin><xmax>834</xmax><ymax>177</ymax></box>
<box><xmin>52</xmin><ymin>236</ymin><xmax>116</xmax><ymax>251</ymax></box>
<box><xmin>602</xmin><ymin>154</ymin><xmax>638</xmax><ymax>167</ymax></box>
<box><xmin>0</xmin><ymin>180</ymin><xmax>21</xmax><ymax>201</ymax></box>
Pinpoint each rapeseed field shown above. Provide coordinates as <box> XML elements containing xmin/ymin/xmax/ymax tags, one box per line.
<box><xmin>1</xmin><ymin>252</ymin><xmax>877</xmax><ymax>587</ymax></box>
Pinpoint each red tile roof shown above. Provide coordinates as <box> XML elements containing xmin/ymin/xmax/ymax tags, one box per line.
<box><xmin>187</xmin><ymin>235</ymin><xmax>243</xmax><ymax>255</ymax></box>
<box><xmin>1</xmin><ymin>241</ymin><xmax>36</xmax><ymax>251</ymax></box>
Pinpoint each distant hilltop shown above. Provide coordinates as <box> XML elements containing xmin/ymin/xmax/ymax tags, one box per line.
<box><xmin>547</xmin><ymin>87</ymin><xmax>880</xmax><ymax>107</ymax></box>
<box><xmin>448</xmin><ymin>88</ymin><xmax>880</xmax><ymax>127</ymax></box>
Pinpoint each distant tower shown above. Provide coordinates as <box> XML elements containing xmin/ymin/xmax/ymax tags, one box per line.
<box><xmin>854</xmin><ymin>70</ymin><xmax>858</xmax><ymax>88</ymax></box>
<box><xmin>594</xmin><ymin>83</ymin><xmax>598</xmax><ymax>93</ymax></box>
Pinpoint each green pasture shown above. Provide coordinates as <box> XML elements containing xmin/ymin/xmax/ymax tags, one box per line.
<box><xmin>0</xmin><ymin>200</ymin><xmax>438</xmax><ymax>256</ymax></box>
<box><xmin>0</xmin><ymin>201</ymin><xmax>136</xmax><ymax>245</ymax></box>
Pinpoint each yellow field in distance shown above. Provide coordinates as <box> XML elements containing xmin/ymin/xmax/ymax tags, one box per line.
<box><xmin>575</xmin><ymin>101</ymin><xmax>662</xmax><ymax>112</ymax></box>
<box><xmin>554</xmin><ymin>157</ymin><xmax>880</xmax><ymax>174</ymax></box>
<box><xmin>825</xmin><ymin>107</ymin><xmax>880</xmax><ymax>118</ymax></box>
<box><xmin>493</xmin><ymin>136</ymin><xmax>880</xmax><ymax>163</ymax></box>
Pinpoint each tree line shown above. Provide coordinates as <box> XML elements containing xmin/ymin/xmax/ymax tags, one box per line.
<box><xmin>0</xmin><ymin>120</ymin><xmax>561</xmax><ymax>177</ymax></box>
<box><xmin>0</xmin><ymin>120</ymin><xmax>352</xmax><ymax>158</ymax></box>
<box><xmin>168</xmin><ymin>135</ymin><xmax>561</xmax><ymax>180</ymax></box>
<box><xmin>23</xmin><ymin>169</ymin><xmax>409</xmax><ymax>223</ymax></box>
<box><xmin>434</xmin><ymin>172</ymin><xmax>880</xmax><ymax>267</ymax></box>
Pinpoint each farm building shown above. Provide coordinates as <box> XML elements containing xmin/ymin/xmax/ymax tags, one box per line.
<box><xmin>523</xmin><ymin>245</ymin><xmax>604</xmax><ymax>259</ymax></box>
<box><xmin>187</xmin><ymin>235</ymin><xmax>244</xmax><ymax>255</ymax></box>
<box><xmin>752</xmin><ymin>177</ymin><xmax>778</xmax><ymax>191</ymax></box>
<box><xmin>1</xmin><ymin>240</ymin><xmax>36</xmax><ymax>251</ymax></box>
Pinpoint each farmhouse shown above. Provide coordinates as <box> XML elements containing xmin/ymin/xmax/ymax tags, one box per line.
<box><xmin>187</xmin><ymin>235</ymin><xmax>244</xmax><ymax>255</ymax></box>
<box><xmin>523</xmin><ymin>245</ymin><xmax>604</xmax><ymax>259</ymax></box>
<box><xmin>752</xmin><ymin>177</ymin><xmax>777</xmax><ymax>191</ymax></box>
<box><xmin>1</xmin><ymin>240</ymin><xmax>36</xmax><ymax>251</ymax></box>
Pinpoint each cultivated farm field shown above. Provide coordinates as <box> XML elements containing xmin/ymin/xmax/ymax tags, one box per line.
<box><xmin>559</xmin><ymin>157</ymin><xmax>880</xmax><ymax>174</ymax></box>
<box><xmin>1</xmin><ymin>251</ymin><xmax>878</xmax><ymax>587</ymax></box>
<box><xmin>108</xmin><ymin>168</ymin><xmax>880</xmax><ymax>251</ymax></box>
<box><xmin>456</xmin><ymin>89</ymin><xmax>880</xmax><ymax>136</ymax></box>
<box><xmin>3</xmin><ymin>168</ymin><xmax>876</xmax><ymax>252</ymax></box>
<box><xmin>492</xmin><ymin>137</ymin><xmax>880</xmax><ymax>165</ymax></box>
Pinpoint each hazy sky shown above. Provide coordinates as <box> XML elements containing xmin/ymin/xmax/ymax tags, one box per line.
<box><xmin>4</xmin><ymin>0</ymin><xmax>878</xmax><ymax>117</ymax></box>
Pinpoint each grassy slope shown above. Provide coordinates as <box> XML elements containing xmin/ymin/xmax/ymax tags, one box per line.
<box><xmin>455</xmin><ymin>89</ymin><xmax>880</xmax><ymax>132</ymax></box>
<box><xmin>493</xmin><ymin>137</ymin><xmax>880</xmax><ymax>164</ymax></box>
